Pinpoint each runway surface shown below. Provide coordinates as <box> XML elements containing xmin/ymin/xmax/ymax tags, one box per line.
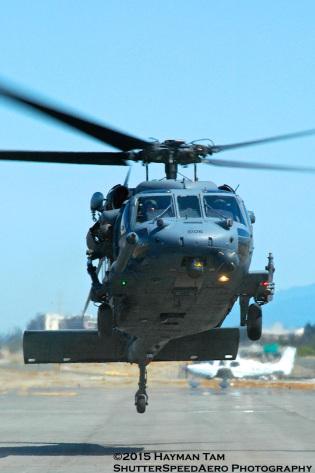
<box><xmin>0</xmin><ymin>384</ymin><xmax>314</xmax><ymax>473</ymax></box>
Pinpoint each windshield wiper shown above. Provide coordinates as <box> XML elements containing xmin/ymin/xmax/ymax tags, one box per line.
<box><xmin>204</xmin><ymin>202</ymin><xmax>226</xmax><ymax>221</ymax></box>
<box><xmin>154</xmin><ymin>204</ymin><xmax>173</xmax><ymax>220</ymax></box>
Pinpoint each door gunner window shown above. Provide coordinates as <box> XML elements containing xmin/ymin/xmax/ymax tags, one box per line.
<box><xmin>204</xmin><ymin>195</ymin><xmax>245</xmax><ymax>224</ymax></box>
<box><xmin>177</xmin><ymin>196</ymin><xmax>201</xmax><ymax>218</ymax></box>
<box><xmin>137</xmin><ymin>196</ymin><xmax>174</xmax><ymax>222</ymax></box>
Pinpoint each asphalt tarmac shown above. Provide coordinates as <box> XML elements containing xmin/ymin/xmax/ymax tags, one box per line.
<box><xmin>0</xmin><ymin>385</ymin><xmax>314</xmax><ymax>473</ymax></box>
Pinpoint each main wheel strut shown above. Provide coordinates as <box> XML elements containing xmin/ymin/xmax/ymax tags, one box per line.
<box><xmin>135</xmin><ymin>362</ymin><xmax>148</xmax><ymax>414</ymax></box>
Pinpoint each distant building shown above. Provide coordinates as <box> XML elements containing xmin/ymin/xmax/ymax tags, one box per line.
<box><xmin>45</xmin><ymin>313</ymin><xmax>64</xmax><ymax>330</ymax></box>
<box><xmin>60</xmin><ymin>315</ymin><xmax>96</xmax><ymax>330</ymax></box>
<box><xmin>262</xmin><ymin>323</ymin><xmax>304</xmax><ymax>341</ymax></box>
<box><xmin>27</xmin><ymin>313</ymin><xmax>96</xmax><ymax>330</ymax></box>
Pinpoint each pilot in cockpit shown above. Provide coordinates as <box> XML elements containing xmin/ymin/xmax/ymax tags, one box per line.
<box><xmin>137</xmin><ymin>198</ymin><xmax>159</xmax><ymax>222</ymax></box>
<box><xmin>144</xmin><ymin>199</ymin><xmax>158</xmax><ymax>220</ymax></box>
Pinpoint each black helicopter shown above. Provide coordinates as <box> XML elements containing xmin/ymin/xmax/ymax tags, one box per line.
<box><xmin>1</xmin><ymin>83</ymin><xmax>314</xmax><ymax>413</ymax></box>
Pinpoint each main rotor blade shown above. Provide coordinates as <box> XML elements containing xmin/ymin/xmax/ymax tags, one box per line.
<box><xmin>0</xmin><ymin>150</ymin><xmax>129</xmax><ymax>165</ymax></box>
<box><xmin>202</xmin><ymin>157</ymin><xmax>315</xmax><ymax>173</ymax></box>
<box><xmin>0</xmin><ymin>83</ymin><xmax>149</xmax><ymax>151</ymax></box>
<box><xmin>209</xmin><ymin>129</ymin><xmax>315</xmax><ymax>154</ymax></box>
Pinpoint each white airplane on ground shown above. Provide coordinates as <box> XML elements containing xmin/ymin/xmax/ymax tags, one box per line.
<box><xmin>187</xmin><ymin>347</ymin><xmax>296</xmax><ymax>379</ymax></box>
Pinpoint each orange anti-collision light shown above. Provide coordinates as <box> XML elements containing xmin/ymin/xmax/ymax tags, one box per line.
<box><xmin>218</xmin><ymin>275</ymin><xmax>230</xmax><ymax>283</ymax></box>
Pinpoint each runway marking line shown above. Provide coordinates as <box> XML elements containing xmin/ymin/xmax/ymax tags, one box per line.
<box><xmin>30</xmin><ymin>391</ymin><xmax>78</xmax><ymax>397</ymax></box>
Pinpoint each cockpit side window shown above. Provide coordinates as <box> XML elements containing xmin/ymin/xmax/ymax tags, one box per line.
<box><xmin>136</xmin><ymin>195</ymin><xmax>175</xmax><ymax>223</ymax></box>
<box><xmin>177</xmin><ymin>196</ymin><xmax>201</xmax><ymax>218</ymax></box>
<box><xmin>203</xmin><ymin>195</ymin><xmax>245</xmax><ymax>224</ymax></box>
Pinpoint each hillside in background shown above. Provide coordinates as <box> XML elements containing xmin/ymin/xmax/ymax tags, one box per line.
<box><xmin>226</xmin><ymin>284</ymin><xmax>315</xmax><ymax>328</ymax></box>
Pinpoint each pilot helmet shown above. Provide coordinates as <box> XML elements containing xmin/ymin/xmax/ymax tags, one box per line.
<box><xmin>213</xmin><ymin>198</ymin><xmax>227</xmax><ymax>208</ymax></box>
<box><xmin>144</xmin><ymin>199</ymin><xmax>158</xmax><ymax>211</ymax></box>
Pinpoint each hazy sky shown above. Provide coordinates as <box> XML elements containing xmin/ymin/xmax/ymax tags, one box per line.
<box><xmin>1</xmin><ymin>1</ymin><xmax>315</xmax><ymax>331</ymax></box>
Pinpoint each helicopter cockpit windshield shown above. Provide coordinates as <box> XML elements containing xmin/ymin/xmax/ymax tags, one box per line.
<box><xmin>177</xmin><ymin>196</ymin><xmax>201</xmax><ymax>218</ymax></box>
<box><xmin>203</xmin><ymin>195</ymin><xmax>245</xmax><ymax>224</ymax></box>
<box><xmin>136</xmin><ymin>195</ymin><xmax>175</xmax><ymax>223</ymax></box>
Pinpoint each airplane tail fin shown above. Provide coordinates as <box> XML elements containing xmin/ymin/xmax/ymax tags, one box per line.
<box><xmin>276</xmin><ymin>347</ymin><xmax>296</xmax><ymax>376</ymax></box>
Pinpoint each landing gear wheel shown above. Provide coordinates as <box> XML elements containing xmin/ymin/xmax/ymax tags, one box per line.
<box><xmin>247</xmin><ymin>303</ymin><xmax>262</xmax><ymax>341</ymax></box>
<box><xmin>97</xmin><ymin>303</ymin><xmax>113</xmax><ymax>337</ymax></box>
<box><xmin>135</xmin><ymin>394</ymin><xmax>147</xmax><ymax>414</ymax></box>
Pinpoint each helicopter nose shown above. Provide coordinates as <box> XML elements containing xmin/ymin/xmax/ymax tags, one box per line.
<box><xmin>183</xmin><ymin>249</ymin><xmax>239</xmax><ymax>279</ymax></box>
<box><xmin>148</xmin><ymin>221</ymin><xmax>239</xmax><ymax>270</ymax></box>
<box><xmin>215</xmin><ymin>249</ymin><xmax>239</xmax><ymax>274</ymax></box>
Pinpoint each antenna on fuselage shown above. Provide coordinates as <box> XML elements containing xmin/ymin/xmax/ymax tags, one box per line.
<box><xmin>124</xmin><ymin>166</ymin><xmax>131</xmax><ymax>186</ymax></box>
<box><xmin>194</xmin><ymin>163</ymin><xmax>198</xmax><ymax>181</ymax></box>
